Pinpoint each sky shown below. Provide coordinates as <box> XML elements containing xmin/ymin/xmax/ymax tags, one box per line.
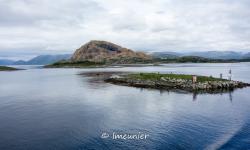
<box><xmin>0</xmin><ymin>0</ymin><xmax>250</xmax><ymax>60</ymax></box>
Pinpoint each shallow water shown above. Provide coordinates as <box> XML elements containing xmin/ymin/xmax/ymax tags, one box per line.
<box><xmin>0</xmin><ymin>63</ymin><xmax>250</xmax><ymax>150</ymax></box>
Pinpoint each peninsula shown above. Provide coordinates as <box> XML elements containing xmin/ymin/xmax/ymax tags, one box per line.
<box><xmin>0</xmin><ymin>66</ymin><xmax>20</xmax><ymax>71</ymax></box>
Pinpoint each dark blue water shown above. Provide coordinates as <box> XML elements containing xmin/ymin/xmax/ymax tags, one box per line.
<box><xmin>0</xmin><ymin>63</ymin><xmax>250</xmax><ymax>150</ymax></box>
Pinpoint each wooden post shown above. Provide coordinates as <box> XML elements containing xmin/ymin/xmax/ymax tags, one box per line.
<box><xmin>192</xmin><ymin>75</ymin><xmax>197</xmax><ymax>83</ymax></box>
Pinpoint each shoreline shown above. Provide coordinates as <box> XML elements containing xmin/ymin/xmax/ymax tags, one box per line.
<box><xmin>0</xmin><ymin>66</ymin><xmax>22</xmax><ymax>71</ymax></box>
<box><xmin>44</xmin><ymin>60</ymin><xmax>250</xmax><ymax>69</ymax></box>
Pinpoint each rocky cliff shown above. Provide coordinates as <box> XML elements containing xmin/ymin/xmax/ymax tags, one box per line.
<box><xmin>71</xmin><ymin>40</ymin><xmax>151</xmax><ymax>63</ymax></box>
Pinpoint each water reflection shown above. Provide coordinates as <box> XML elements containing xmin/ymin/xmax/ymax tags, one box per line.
<box><xmin>0</xmin><ymin>64</ymin><xmax>249</xmax><ymax>150</ymax></box>
<box><xmin>229</xmin><ymin>91</ymin><xmax>233</xmax><ymax>102</ymax></box>
<box><xmin>193</xmin><ymin>92</ymin><xmax>197</xmax><ymax>101</ymax></box>
<box><xmin>192</xmin><ymin>90</ymin><xmax>234</xmax><ymax>102</ymax></box>
<box><xmin>80</xmin><ymin>71</ymin><xmax>237</xmax><ymax>102</ymax></box>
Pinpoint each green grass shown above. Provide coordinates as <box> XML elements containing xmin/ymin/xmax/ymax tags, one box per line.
<box><xmin>45</xmin><ymin>61</ymin><xmax>106</xmax><ymax>68</ymax></box>
<box><xmin>128</xmin><ymin>73</ymin><xmax>227</xmax><ymax>82</ymax></box>
<box><xmin>0</xmin><ymin>66</ymin><xmax>19</xmax><ymax>71</ymax></box>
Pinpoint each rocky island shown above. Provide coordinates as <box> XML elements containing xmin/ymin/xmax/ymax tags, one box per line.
<box><xmin>46</xmin><ymin>40</ymin><xmax>250</xmax><ymax>68</ymax></box>
<box><xmin>105</xmin><ymin>73</ymin><xmax>250</xmax><ymax>93</ymax></box>
<box><xmin>46</xmin><ymin>40</ymin><xmax>152</xmax><ymax>68</ymax></box>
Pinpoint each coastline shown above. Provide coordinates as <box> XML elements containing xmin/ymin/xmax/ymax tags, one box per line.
<box><xmin>0</xmin><ymin>66</ymin><xmax>21</xmax><ymax>71</ymax></box>
<box><xmin>44</xmin><ymin>60</ymin><xmax>250</xmax><ymax>69</ymax></box>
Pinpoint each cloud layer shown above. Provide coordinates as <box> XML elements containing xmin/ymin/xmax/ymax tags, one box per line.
<box><xmin>0</xmin><ymin>0</ymin><xmax>250</xmax><ymax>58</ymax></box>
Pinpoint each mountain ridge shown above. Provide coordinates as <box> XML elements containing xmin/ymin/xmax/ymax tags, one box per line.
<box><xmin>0</xmin><ymin>54</ymin><xmax>71</xmax><ymax>65</ymax></box>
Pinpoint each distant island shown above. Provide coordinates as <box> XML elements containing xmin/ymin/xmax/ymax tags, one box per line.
<box><xmin>46</xmin><ymin>57</ymin><xmax>250</xmax><ymax>68</ymax></box>
<box><xmin>0</xmin><ymin>66</ymin><xmax>20</xmax><ymax>71</ymax></box>
<box><xmin>1</xmin><ymin>40</ymin><xmax>250</xmax><ymax>67</ymax></box>
<box><xmin>45</xmin><ymin>60</ymin><xmax>106</xmax><ymax>68</ymax></box>
<box><xmin>45</xmin><ymin>40</ymin><xmax>250</xmax><ymax>68</ymax></box>
<box><xmin>152</xmin><ymin>56</ymin><xmax>250</xmax><ymax>63</ymax></box>
<box><xmin>152</xmin><ymin>51</ymin><xmax>250</xmax><ymax>60</ymax></box>
<box><xmin>46</xmin><ymin>40</ymin><xmax>152</xmax><ymax>68</ymax></box>
<box><xmin>105</xmin><ymin>73</ymin><xmax>250</xmax><ymax>93</ymax></box>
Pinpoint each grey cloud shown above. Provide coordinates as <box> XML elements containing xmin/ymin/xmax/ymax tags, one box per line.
<box><xmin>0</xmin><ymin>0</ymin><xmax>104</xmax><ymax>26</ymax></box>
<box><xmin>0</xmin><ymin>0</ymin><xmax>250</xmax><ymax>59</ymax></box>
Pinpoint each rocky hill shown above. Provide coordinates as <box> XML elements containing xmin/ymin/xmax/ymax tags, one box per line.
<box><xmin>71</xmin><ymin>40</ymin><xmax>151</xmax><ymax>63</ymax></box>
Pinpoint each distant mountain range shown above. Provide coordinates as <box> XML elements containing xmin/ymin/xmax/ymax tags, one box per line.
<box><xmin>152</xmin><ymin>51</ymin><xmax>250</xmax><ymax>60</ymax></box>
<box><xmin>1</xmin><ymin>50</ymin><xmax>250</xmax><ymax>66</ymax></box>
<box><xmin>0</xmin><ymin>59</ymin><xmax>16</xmax><ymax>65</ymax></box>
<box><xmin>243</xmin><ymin>52</ymin><xmax>250</xmax><ymax>58</ymax></box>
<box><xmin>0</xmin><ymin>54</ymin><xmax>71</xmax><ymax>65</ymax></box>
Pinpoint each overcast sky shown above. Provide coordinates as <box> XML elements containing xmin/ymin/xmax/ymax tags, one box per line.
<box><xmin>0</xmin><ymin>0</ymin><xmax>250</xmax><ymax>60</ymax></box>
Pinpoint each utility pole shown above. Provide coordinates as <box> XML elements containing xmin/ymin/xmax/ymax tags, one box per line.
<box><xmin>228</xmin><ymin>69</ymin><xmax>232</xmax><ymax>80</ymax></box>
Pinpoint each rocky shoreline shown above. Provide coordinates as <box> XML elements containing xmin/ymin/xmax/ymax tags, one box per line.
<box><xmin>105</xmin><ymin>74</ymin><xmax>250</xmax><ymax>93</ymax></box>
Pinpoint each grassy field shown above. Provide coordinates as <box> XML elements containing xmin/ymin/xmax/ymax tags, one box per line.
<box><xmin>0</xmin><ymin>66</ymin><xmax>19</xmax><ymax>71</ymax></box>
<box><xmin>128</xmin><ymin>73</ymin><xmax>227</xmax><ymax>82</ymax></box>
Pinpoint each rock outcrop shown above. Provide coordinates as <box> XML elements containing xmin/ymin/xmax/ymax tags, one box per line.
<box><xmin>105</xmin><ymin>74</ymin><xmax>250</xmax><ymax>93</ymax></box>
<box><xmin>71</xmin><ymin>40</ymin><xmax>151</xmax><ymax>63</ymax></box>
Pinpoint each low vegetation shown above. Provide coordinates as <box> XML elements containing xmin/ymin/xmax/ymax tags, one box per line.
<box><xmin>45</xmin><ymin>60</ymin><xmax>106</xmax><ymax>68</ymax></box>
<box><xmin>0</xmin><ymin>66</ymin><xmax>19</xmax><ymax>71</ymax></box>
<box><xmin>45</xmin><ymin>55</ymin><xmax>250</xmax><ymax>68</ymax></box>
<box><xmin>128</xmin><ymin>73</ymin><xmax>227</xmax><ymax>83</ymax></box>
<box><xmin>105</xmin><ymin>72</ymin><xmax>249</xmax><ymax>92</ymax></box>
<box><xmin>153</xmin><ymin>56</ymin><xmax>240</xmax><ymax>63</ymax></box>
